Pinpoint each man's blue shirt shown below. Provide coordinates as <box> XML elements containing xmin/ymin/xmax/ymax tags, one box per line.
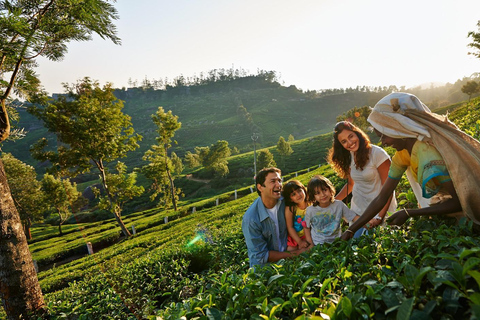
<box><xmin>242</xmin><ymin>197</ymin><xmax>287</xmax><ymax>267</ymax></box>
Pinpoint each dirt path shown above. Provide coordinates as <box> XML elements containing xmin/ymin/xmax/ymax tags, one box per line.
<box><xmin>186</xmin><ymin>174</ymin><xmax>210</xmax><ymax>183</ymax></box>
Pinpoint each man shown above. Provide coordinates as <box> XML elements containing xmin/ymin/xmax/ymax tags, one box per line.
<box><xmin>242</xmin><ymin>167</ymin><xmax>308</xmax><ymax>267</ymax></box>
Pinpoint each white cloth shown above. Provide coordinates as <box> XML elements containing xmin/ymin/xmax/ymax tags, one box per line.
<box><xmin>305</xmin><ymin>200</ymin><xmax>357</xmax><ymax>245</ymax></box>
<box><xmin>368</xmin><ymin>92</ymin><xmax>431</xmax><ymax>140</ymax></box>
<box><xmin>266</xmin><ymin>201</ymin><xmax>285</xmax><ymax>252</ymax></box>
<box><xmin>350</xmin><ymin>145</ymin><xmax>397</xmax><ymax>215</ymax></box>
<box><xmin>367</xmin><ymin>92</ymin><xmax>433</xmax><ymax>207</ymax></box>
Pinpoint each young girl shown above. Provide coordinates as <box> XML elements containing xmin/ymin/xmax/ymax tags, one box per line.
<box><xmin>304</xmin><ymin>175</ymin><xmax>359</xmax><ymax>245</ymax></box>
<box><xmin>282</xmin><ymin>180</ymin><xmax>311</xmax><ymax>251</ymax></box>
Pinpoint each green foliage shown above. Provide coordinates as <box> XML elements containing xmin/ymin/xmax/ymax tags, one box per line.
<box><xmin>29</xmin><ymin>77</ymin><xmax>142</xmax><ymax>176</ymax></box>
<box><xmin>29</xmin><ymin>78</ymin><xmax>142</xmax><ymax>235</ymax></box>
<box><xmin>41</xmin><ymin>173</ymin><xmax>84</xmax><ymax>235</ymax></box>
<box><xmin>95</xmin><ymin>162</ymin><xmax>144</xmax><ymax>216</ymax></box>
<box><xmin>257</xmin><ymin>149</ymin><xmax>276</xmax><ymax>170</ymax></box>
<box><xmin>184</xmin><ymin>151</ymin><xmax>201</xmax><ymax>169</ymax></box>
<box><xmin>276</xmin><ymin>136</ymin><xmax>293</xmax><ymax>168</ymax></box>
<box><xmin>336</xmin><ymin>105</ymin><xmax>371</xmax><ymax>132</ymax></box>
<box><xmin>142</xmin><ymin>107</ymin><xmax>182</xmax><ymax>210</ymax></box>
<box><xmin>0</xmin><ymin>0</ymin><xmax>120</xmax><ymax>141</ymax></box>
<box><xmin>461</xmin><ymin>81</ymin><xmax>480</xmax><ymax>100</ymax></box>
<box><xmin>2</xmin><ymin>153</ymin><xmax>44</xmax><ymax>227</ymax></box>
<box><xmin>194</xmin><ymin>140</ymin><xmax>231</xmax><ymax>177</ymax></box>
<box><xmin>468</xmin><ymin>20</ymin><xmax>480</xmax><ymax>59</ymax></box>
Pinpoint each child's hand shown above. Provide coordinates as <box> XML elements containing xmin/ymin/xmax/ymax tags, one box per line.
<box><xmin>367</xmin><ymin>217</ymin><xmax>382</xmax><ymax>228</ymax></box>
<box><xmin>298</xmin><ymin>240</ymin><xmax>309</xmax><ymax>248</ymax></box>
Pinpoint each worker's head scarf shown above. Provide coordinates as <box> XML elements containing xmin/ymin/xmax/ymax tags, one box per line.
<box><xmin>367</xmin><ymin>92</ymin><xmax>432</xmax><ymax>141</ymax></box>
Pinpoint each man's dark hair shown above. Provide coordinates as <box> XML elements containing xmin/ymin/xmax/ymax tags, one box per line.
<box><xmin>255</xmin><ymin>167</ymin><xmax>281</xmax><ymax>196</ymax></box>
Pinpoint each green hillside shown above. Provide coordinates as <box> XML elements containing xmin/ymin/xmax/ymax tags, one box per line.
<box><xmin>3</xmin><ymin>72</ymin><xmax>476</xmax><ymax>173</ymax></box>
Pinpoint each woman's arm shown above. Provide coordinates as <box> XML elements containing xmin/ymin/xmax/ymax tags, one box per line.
<box><xmin>335</xmin><ymin>174</ymin><xmax>354</xmax><ymax>201</ymax></box>
<box><xmin>341</xmin><ymin>177</ymin><xmax>399</xmax><ymax>240</ymax></box>
<box><xmin>368</xmin><ymin>159</ymin><xmax>394</xmax><ymax>227</ymax></box>
<box><xmin>386</xmin><ymin>180</ymin><xmax>462</xmax><ymax>225</ymax></box>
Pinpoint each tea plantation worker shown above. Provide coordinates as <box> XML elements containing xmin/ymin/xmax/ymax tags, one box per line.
<box><xmin>341</xmin><ymin>92</ymin><xmax>480</xmax><ymax>240</ymax></box>
<box><xmin>328</xmin><ymin>120</ymin><xmax>396</xmax><ymax>238</ymax></box>
<box><xmin>242</xmin><ymin>167</ymin><xmax>309</xmax><ymax>267</ymax></box>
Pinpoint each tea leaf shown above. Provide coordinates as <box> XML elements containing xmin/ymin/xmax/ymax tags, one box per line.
<box><xmin>267</xmin><ymin>274</ymin><xmax>284</xmax><ymax>286</ymax></box>
<box><xmin>396</xmin><ymin>297</ymin><xmax>414</xmax><ymax>320</ymax></box>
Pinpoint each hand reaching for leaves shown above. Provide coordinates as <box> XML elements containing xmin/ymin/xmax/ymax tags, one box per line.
<box><xmin>386</xmin><ymin>209</ymin><xmax>409</xmax><ymax>226</ymax></box>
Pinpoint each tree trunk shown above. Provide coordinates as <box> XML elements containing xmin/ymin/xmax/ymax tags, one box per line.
<box><xmin>24</xmin><ymin>218</ymin><xmax>32</xmax><ymax>241</ymax></box>
<box><xmin>112</xmin><ymin>209</ymin><xmax>131</xmax><ymax>237</ymax></box>
<box><xmin>0</xmin><ymin>160</ymin><xmax>45</xmax><ymax>319</ymax></box>
<box><xmin>165</xmin><ymin>145</ymin><xmax>177</xmax><ymax>211</ymax></box>
<box><xmin>58</xmin><ymin>210</ymin><xmax>64</xmax><ymax>236</ymax></box>
<box><xmin>95</xmin><ymin>162</ymin><xmax>131</xmax><ymax>237</ymax></box>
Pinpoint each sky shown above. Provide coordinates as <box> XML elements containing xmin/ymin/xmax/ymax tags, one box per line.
<box><xmin>35</xmin><ymin>0</ymin><xmax>480</xmax><ymax>95</ymax></box>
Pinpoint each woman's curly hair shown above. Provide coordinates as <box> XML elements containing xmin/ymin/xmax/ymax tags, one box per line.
<box><xmin>327</xmin><ymin>121</ymin><xmax>371</xmax><ymax>179</ymax></box>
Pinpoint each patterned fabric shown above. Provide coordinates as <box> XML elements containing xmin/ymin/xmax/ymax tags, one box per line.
<box><xmin>305</xmin><ymin>200</ymin><xmax>357</xmax><ymax>245</ymax></box>
<box><xmin>389</xmin><ymin>140</ymin><xmax>451</xmax><ymax>198</ymax></box>
<box><xmin>292</xmin><ymin>207</ymin><xmax>307</xmax><ymax>237</ymax></box>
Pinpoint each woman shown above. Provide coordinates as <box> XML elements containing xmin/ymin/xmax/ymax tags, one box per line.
<box><xmin>342</xmin><ymin>92</ymin><xmax>480</xmax><ymax>240</ymax></box>
<box><xmin>328</xmin><ymin>121</ymin><xmax>396</xmax><ymax>237</ymax></box>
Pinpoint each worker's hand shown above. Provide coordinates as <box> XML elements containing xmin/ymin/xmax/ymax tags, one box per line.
<box><xmin>386</xmin><ymin>209</ymin><xmax>409</xmax><ymax>226</ymax></box>
<box><xmin>341</xmin><ymin>230</ymin><xmax>354</xmax><ymax>240</ymax></box>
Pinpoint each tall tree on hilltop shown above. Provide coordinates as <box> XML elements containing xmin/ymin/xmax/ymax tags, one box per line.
<box><xmin>30</xmin><ymin>78</ymin><xmax>142</xmax><ymax>238</ymax></box>
<box><xmin>142</xmin><ymin>107</ymin><xmax>182</xmax><ymax>210</ymax></box>
<box><xmin>0</xmin><ymin>1</ymin><xmax>120</xmax><ymax>318</ymax></box>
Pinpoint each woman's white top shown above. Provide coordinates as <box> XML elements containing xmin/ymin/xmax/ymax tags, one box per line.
<box><xmin>350</xmin><ymin>145</ymin><xmax>397</xmax><ymax>216</ymax></box>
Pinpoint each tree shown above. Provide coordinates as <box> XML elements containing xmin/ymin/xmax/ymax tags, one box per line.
<box><xmin>41</xmin><ymin>174</ymin><xmax>84</xmax><ymax>236</ymax></box>
<box><xmin>142</xmin><ymin>107</ymin><xmax>182</xmax><ymax>210</ymax></box>
<box><xmin>30</xmin><ymin>78</ymin><xmax>142</xmax><ymax>238</ymax></box>
<box><xmin>288</xmin><ymin>134</ymin><xmax>295</xmax><ymax>142</ymax></box>
<box><xmin>0</xmin><ymin>1</ymin><xmax>120</xmax><ymax>317</ymax></box>
<box><xmin>461</xmin><ymin>81</ymin><xmax>479</xmax><ymax>101</ymax></box>
<box><xmin>199</xmin><ymin>140</ymin><xmax>231</xmax><ymax>177</ymax></box>
<box><xmin>276</xmin><ymin>136</ymin><xmax>293</xmax><ymax>168</ymax></box>
<box><xmin>468</xmin><ymin>20</ymin><xmax>480</xmax><ymax>59</ymax></box>
<box><xmin>336</xmin><ymin>106</ymin><xmax>371</xmax><ymax>132</ymax></box>
<box><xmin>184</xmin><ymin>151</ymin><xmax>201</xmax><ymax>168</ymax></box>
<box><xmin>257</xmin><ymin>149</ymin><xmax>276</xmax><ymax>170</ymax></box>
<box><xmin>171</xmin><ymin>152</ymin><xmax>184</xmax><ymax>176</ymax></box>
<box><xmin>94</xmin><ymin>162</ymin><xmax>144</xmax><ymax>220</ymax></box>
<box><xmin>2</xmin><ymin>153</ymin><xmax>44</xmax><ymax>240</ymax></box>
